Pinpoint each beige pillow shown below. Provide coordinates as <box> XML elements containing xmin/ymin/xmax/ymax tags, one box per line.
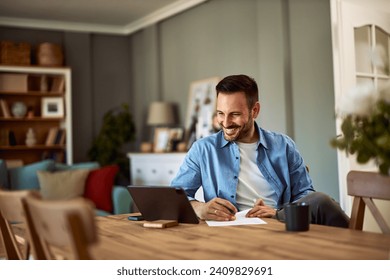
<box><xmin>37</xmin><ymin>169</ymin><xmax>90</xmax><ymax>200</ymax></box>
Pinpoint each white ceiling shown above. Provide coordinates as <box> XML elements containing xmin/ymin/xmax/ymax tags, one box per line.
<box><xmin>0</xmin><ymin>0</ymin><xmax>208</xmax><ymax>35</ymax></box>
<box><xmin>1</xmin><ymin>0</ymin><xmax>388</xmax><ymax>35</ymax></box>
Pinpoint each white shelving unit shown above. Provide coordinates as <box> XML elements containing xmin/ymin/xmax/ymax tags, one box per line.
<box><xmin>0</xmin><ymin>65</ymin><xmax>72</xmax><ymax>164</ymax></box>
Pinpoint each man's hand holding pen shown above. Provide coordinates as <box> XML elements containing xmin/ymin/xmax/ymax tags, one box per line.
<box><xmin>190</xmin><ymin>198</ymin><xmax>237</xmax><ymax>221</ymax></box>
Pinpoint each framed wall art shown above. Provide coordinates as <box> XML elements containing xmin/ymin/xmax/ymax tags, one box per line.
<box><xmin>185</xmin><ymin>76</ymin><xmax>220</xmax><ymax>147</ymax></box>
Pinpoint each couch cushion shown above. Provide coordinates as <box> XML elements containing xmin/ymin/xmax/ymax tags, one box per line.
<box><xmin>84</xmin><ymin>165</ymin><xmax>119</xmax><ymax>213</ymax></box>
<box><xmin>38</xmin><ymin>169</ymin><xmax>90</xmax><ymax>200</ymax></box>
<box><xmin>54</xmin><ymin>161</ymin><xmax>100</xmax><ymax>171</ymax></box>
<box><xmin>0</xmin><ymin>159</ymin><xmax>9</xmax><ymax>189</ymax></box>
<box><xmin>9</xmin><ymin>159</ymin><xmax>55</xmax><ymax>190</ymax></box>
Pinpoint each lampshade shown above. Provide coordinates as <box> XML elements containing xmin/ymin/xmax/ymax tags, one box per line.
<box><xmin>147</xmin><ymin>101</ymin><xmax>175</xmax><ymax>126</ymax></box>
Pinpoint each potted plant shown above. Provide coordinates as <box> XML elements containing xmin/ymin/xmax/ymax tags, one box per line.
<box><xmin>331</xmin><ymin>51</ymin><xmax>390</xmax><ymax>175</ymax></box>
<box><xmin>88</xmin><ymin>103</ymin><xmax>136</xmax><ymax>184</ymax></box>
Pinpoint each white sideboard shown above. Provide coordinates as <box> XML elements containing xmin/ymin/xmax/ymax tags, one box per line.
<box><xmin>127</xmin><ymin>152</ymin><xmax>204</xmax><ymax>201</ymax></box>
<box><xmin>128</xmin><ymin>152</ymin><xmax>186</xmax><ymax>186</ymax></box>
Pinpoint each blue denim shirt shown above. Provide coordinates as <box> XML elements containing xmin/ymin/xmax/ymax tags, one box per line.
<box><xmin>171</xmin><ymin>123</ymin><xmax>314</xmax><ymax>210</ymax></box>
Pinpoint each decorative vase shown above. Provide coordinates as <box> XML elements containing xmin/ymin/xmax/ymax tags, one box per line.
<box><xmin>140</xmin><ymin>142</ymin><xmax>153</xmax><ymax>153</ymax></box>
<box><xmin>11</xmin><ymin>102</ymin><xmax>27</xmax><ymax>118</ymax></box>
<box><xmin>25</xmin><ymin>128</ymin><xmax>36</xmax><ymax>146</ymax></box>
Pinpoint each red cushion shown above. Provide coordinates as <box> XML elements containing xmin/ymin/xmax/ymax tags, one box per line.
<box><xmin>84</xmin><ymin>165</ymin><xmax>119</xmax><ymax>213</ymax></box>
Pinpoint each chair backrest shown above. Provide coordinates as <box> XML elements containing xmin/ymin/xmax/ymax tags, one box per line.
<box><xmin>0</xmin><ymin>189</ymin><xmax>40</xmax><ymax>259</ymax></box>
<box><xmin>347</xmin><ymin>170</ymin><xmax>390</xmax><ymax>234</ymax></box>
<box><xmin>23</xmin><ymin>195</ymin><xmax>97</xmax><ymax>259</ymax></box>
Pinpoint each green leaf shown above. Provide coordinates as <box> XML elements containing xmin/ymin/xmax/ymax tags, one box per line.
<box><xmin>356</xmin><ymin>151</ymin><xmax>371</xmax><ymax>163</ymax></box>
<box><xmin>340</xmin><ymin>116</ymin><xmax>354</xmax><ymax>140</ymax></box>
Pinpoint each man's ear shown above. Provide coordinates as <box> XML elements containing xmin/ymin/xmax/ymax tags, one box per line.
<box><xmin>252</xmin><ymin>102</ymin><xmax>260</xmax><ymax>118</ymax></box>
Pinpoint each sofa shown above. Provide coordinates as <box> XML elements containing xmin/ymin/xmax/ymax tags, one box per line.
<box><xmin>0</xmin><ymin>159</ymin><xmax>133</xmax><ymax>216</ymax></box>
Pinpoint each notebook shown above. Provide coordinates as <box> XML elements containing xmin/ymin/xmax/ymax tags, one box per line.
<box><xmin>127</xmin><ymin>186</ymin><xmax>199</xmax><ymax>224</ymax></box>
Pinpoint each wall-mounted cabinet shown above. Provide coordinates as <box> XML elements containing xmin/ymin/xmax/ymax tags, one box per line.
<box><xmin>0</xmin><ymin>65</ymin><xmax>72</xmax><ymax>165</ymax></box>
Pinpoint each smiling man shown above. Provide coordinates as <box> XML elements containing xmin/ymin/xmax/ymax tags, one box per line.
<box><xmin>171</xmin><ymin>74</ymin><xmax>349</xmax><ymax>227</ymax></box>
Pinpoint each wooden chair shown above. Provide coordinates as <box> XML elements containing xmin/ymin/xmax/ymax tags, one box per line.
<box><xmin>0</xmin><ymin>190</ymin><xmax>41</xmax><ymax>259</ymax></box>
<box><xmin>347</xmin><ymin>170</ymin><xmax>390</xmax><ymax>234</ymax></box>
<box><xmin>23</xmin><ymin>195</ymin><xmax>97</xmax><ymax>259</ymax></box>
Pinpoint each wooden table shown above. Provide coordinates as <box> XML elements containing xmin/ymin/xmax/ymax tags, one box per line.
<box><xmin>90</xmin><ymin>214</ymin><xmax>390</xmax><ymax>260</ymax></box>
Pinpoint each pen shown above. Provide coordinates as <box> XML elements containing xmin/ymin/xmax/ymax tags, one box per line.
<box><xmin>216</xmin><ymin>201</ymin><xmax>236</xmax><ymax>214</ymax></box>
<box><xmin>226</xmin><ymin>206</ymin><xmax>235</xmax><ymax>215</ymax></box>
<box><xmin>218</xmin><ymin>205</ymin><xmax>235</xmax><ymax>214</ymax></box>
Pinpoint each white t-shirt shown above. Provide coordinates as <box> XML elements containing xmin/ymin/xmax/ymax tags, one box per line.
<box><xmin>235</xmin><ymin>141</ymin><xmax>277</xmax><ymax>210</ymax></box>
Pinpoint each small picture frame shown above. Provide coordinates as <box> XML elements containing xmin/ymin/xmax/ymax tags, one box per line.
<box><xmin>41</xmin><ymin>97</ymin><xmax>64</xmax><ymax>118</ymax></box>
<box><xmin>153</xmin><ymin>127</ymin><xmax>170</xmax><ymax>153</ymax></box>
<box><xmin>169</xmin><ymin>127</ymin><xmax>184</xmax><ymax>142</ymax></box>
<box><xmin>167</xmin><ymin>127</ymin><xmax>184</xmax><ymax>152</ymax></box>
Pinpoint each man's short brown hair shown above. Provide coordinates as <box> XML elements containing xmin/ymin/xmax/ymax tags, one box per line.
<box><xmin>216</xmin><ymin>74</ymin><xmax>259</xmax><ymax>109</ymax></box>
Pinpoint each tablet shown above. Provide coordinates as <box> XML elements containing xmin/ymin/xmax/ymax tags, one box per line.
<box><xmin>127</xmin><ymin>186</ymin><xmax>199</xmax><ymax>224</ymax></box>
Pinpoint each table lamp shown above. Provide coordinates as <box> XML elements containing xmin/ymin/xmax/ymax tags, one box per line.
<box><xmin>147</xmin><ymin>101</ymin><xmax>175</xmax><ymax>126</ymax></box>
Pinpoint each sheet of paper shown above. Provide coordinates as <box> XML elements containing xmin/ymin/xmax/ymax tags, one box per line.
<box><xmin>206</xmin><ymin>209</ymin><xmax>267</xmax><ymax>227</ymax></box>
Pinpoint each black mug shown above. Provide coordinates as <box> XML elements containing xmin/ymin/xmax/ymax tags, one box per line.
<box><xmin>284</xmin><ymin>202</ymin><xmax>310</xmax><ymax>231</ymax></box>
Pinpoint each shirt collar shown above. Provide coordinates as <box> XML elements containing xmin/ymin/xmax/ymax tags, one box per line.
<box><xmin>256</xmin><ymin>122</ymin><xmax>268</xmax><ymax>150</ymax></box>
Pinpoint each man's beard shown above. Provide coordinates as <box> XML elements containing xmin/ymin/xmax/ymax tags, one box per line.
<box><xmin>221</xmin><ymin>118</ymin><xmax>253</xmax><ymax>142</ymax></box>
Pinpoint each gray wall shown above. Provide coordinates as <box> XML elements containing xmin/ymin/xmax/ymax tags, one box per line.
<box><xmin>0</xmin><ymin>0</ymin><xmax>339</xmax><ymax>200</ymax></box>
<box><xmin>131</xmin><ymin>0</ymin><xmax>338</xmax><ymax>199</ymax></box>
<box><xmin>63</xmin><ymin>33</ymin><xmax>94</xmax><ymax>162</ymax></box>
<box><xmin>288</xmin><ymin>0</ymin><xmax>338</xmax><ymax>200</ymax></box>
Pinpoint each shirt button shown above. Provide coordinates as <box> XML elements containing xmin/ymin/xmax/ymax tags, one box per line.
<box><xmin>234</xmin><ymin>176</ymin><xmax>237</xmax><ymax>179</ymax></box>
<box><xmin>236</xmin><ymin>157</ymin><xmax>239</xmax><ymax>159</ymax></box>
<box><xmin>231</xmin><ymin>195</ymin><xmax>234</xmax><ymax>198</ymax></box>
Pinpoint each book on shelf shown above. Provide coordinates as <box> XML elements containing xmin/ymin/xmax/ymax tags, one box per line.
<box><xmin>45</xmin><ymin>128</ymin><xmax>66</xmax><ymax>146</ymax></box>
<box><xmin>0</xmin><ymin>129</ymin><xmax>9</xmax><ymax>146</ymax></box>
<box><xmin>8</xmin><ymin>130</ymin><xmax>16</xmax><ymax>146</ymax></box>
<box><xmin>0</xmin><ymin>129</ymin><xmax>18</xmax><ymax>146</ymax></box>
<box><xmin>45</xmin><ymin>127</ymin><xmax>58</xmax><ymax>145</ymax></box>
<box><xmin>59</xmin><ymin>129</ymin><xmax>66</xmax><ymax>145</ymax></box>
<box><xmin>54</xmin><ymin>129</ymin><xmax>66</xmax><ymax>145</ymax></box>
<box><xmin>50</xmin><ymin>76</ymin><xmax>65</xmax><ymax>93</ymax></box>
<box><xmin>0</xmin><ymin>99</ymin><xmax>11</xmax><ymax>118</ymax></box>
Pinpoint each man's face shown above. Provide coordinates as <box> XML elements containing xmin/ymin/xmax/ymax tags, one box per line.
<box><xmin>216</xmin><ymin>92</ymin><xmax>259</xmax><ymax>143</ymax></box>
